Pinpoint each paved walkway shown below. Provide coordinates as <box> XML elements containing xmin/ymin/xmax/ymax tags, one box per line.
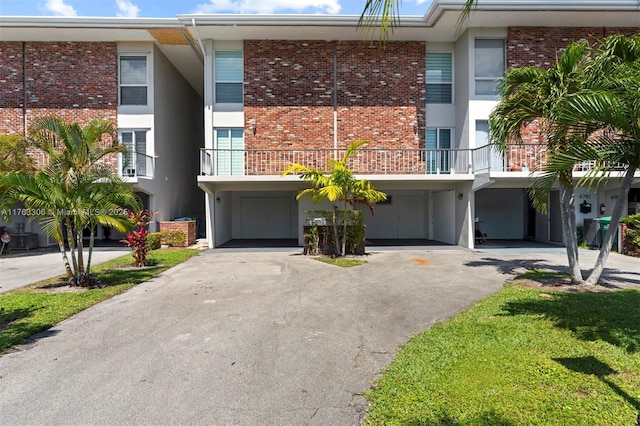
<box><xmin>0</xmin><ymin>247</ymin><xmax>131</xmax><ymax>293</ymax></box>
<box><xmin>0</xmin><ymin>248</ymin><xmax>638</xmax><ymax>425</ymax></box>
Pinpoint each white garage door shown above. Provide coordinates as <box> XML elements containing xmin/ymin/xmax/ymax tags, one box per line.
<box><xmin>240</xmin><ymin>197</ymin><xmax>292</xmax><ymax>239</ymax></box>
<box><xmin>364</xmin><ymin>193</ymin><xmax>427</xmax><ymax>239</ymax></box>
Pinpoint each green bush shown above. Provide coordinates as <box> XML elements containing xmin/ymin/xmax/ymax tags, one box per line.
<box><xmin>147</xmin><ymin>231</ymin><xmax>187</xmax><ymax>249</ymax></box>
<box><xmin>622</xmin><ymin>213</ymin><xmax>640</xmax><ymax>253</ymax></box>
<box><xmin>146</xmin><ymin>232</ymin><xmax>161</xmax><ymax>250</ymax></box>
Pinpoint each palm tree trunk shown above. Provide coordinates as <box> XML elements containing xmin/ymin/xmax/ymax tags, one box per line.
<box><xmin>57</xmin><ymin>223</ymin><xmax>74</xmax><ymax>279</ymax></box>
<box><xmin>86</xmin><ymin>224</ymin><xmax>96</xmax><ymax>275</ymax></box>
<box><xmin>65</xmin><ymin>218</ymin><xmax>78</xmax><ymax>279</ymax></box>
<box><xmin>560</xmin><ymin>183</ymin><xmax>584</xmax><ymax>284</ymax></box>
<box><xmin>342</xmin><ymin>207</ymin><xmax>348</xmax><ymax>256</ymax></box>
<box><xmin>585</xmin><ymin>166</ymin><xmax>636</xmax><ymax>285</ymax></box>
<box><xmin>332</xmin><ymin>206</ymin><xmax>341</xmax><ymax>256</ymax></box>
<box><xmin>77</xmin><ymin>228</ymin><xmax>85</xmax><ymax>274</ymax></box>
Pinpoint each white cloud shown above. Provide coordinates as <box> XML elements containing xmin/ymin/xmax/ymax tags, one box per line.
<box><xmin>41</xmin><ymin>0</ymin><xmax>77</xmax><ymax>16</ymax></box>
<box><xmin>194</xmin><ymin>0</ymin><xmax>341</xmax><ymax>14</ymax></box>
<box><xmin>115</xmin><ymin>0</ymin><xmax>140</xmax><ymax>17</ymax></box>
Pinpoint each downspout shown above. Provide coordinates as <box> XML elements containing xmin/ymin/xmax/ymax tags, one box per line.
<box><xmin>191</xmin><ymin>18</ymin><xmax>206</xmax><ymax>59</ymax></box>
<box><xmin>333</xmin><ymin>42</ymin><xmax>338</xmax><ymax>159</ymax></box>
<box><xmin>22</xmin><ymin>42</ymin><xmax>27</xmax><ymax>137</ymax></box>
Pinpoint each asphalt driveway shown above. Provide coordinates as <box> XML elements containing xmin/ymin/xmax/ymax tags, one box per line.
<box><xmin>0</xmin><ymin>248</ymin><xmax>638</xmax><ymax>425</ymax></box>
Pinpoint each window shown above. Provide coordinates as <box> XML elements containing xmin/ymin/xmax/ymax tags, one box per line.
<box><xmin>119</xmin><ymin>56</ymin><xmax>148</xmax><ymax>105</ymax></box>
<box><xmin>120</xmin><ymin>130</ymin><xmax>147</xmax><ymax>177</ymax></box>
<box><xmin>474</xmin><ymin>39</ymin><xmax>505</xmax><ymax>96</ymax></box>
<box><xmin>215</xmin><ymin>51</ymin><xmax>243</xmax><ymax>103</ymax></box>
<box><xmin>426</xmin><ymin>128</ymin><xmax>452</xmax><ymax>174</ymax></box>
<box><xmin>216</xmin><ymin>128</ymin><xmax>244</xmax><ymax>176</ymax></box>
<box><xmin>426</xmin><ymin>52</ymin><xmax>453</xmax><ymax>103</ymax></box>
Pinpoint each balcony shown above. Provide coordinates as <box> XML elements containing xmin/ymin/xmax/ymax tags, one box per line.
<box><xmin>200</xmin><ymin>148</ymin><xmax>473</xmax><ymax>176</ymax></box>
<box><xmin>119</xmin><ymin>152</ymin><xmax>155</xmax><ymax>179</ymax></box>
<box><xmin>199</xmin><ymin>144</ymin><xmax>627</xmax><ymax>178</ymax></box>
<box><xmin>473</xmin><ymin>144</ymin><xmax>549</xmax><ymax>173</ymax></box>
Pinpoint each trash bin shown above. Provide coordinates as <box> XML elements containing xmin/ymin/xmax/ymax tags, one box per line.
<box><xmin>597</xmin><ymin>216</ymin><xmax>618</xmax><ymax>249</ymax></box>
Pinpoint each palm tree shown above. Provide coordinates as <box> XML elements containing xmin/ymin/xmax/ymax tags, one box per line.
<box><xmin>0</xmin><ymin>134</ymin><xmax>35</xmax><ymax>178</ymax></box>
<box><xmin>0</xmin><ymin>116</ymin><xmax>139</xmax><ymax>286</ymax></box>
<box><xmin>283</xmin><ymin>140</ymin><xmax>387</xmax><ymax>256</ymax></box>
<box><xmin>359</xmin><ymin>0</ymin><xmax>477</xmax><ymax>40</ymax></box>
<box><xmin>490</xmin><ymin>34</ymin><xmax>640</xmax><ymax>286</ymax></box>
<box><xmin>552</xmin><ymin>34</ymin><xmax>640</xmax><ymax>285</ymax></box>
<box><xmin>489</xmin><ymin>42</ymin><xmax>591</xmax><ymax>284</ymax></box>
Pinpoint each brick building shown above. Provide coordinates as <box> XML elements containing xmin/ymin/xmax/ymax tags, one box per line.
<box><xmin>1</xmin><ymin>0</ymin><xmax>638</xmax><ymax>249</ymax></box>
<box><xmin>0</xmin><ymin>19</ymin><xmax>204</xmax><ymax>246</ymax></box>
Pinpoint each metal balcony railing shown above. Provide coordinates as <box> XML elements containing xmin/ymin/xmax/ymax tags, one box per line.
<box><xmin>200</xmin><ymin>148</ymin><xmax>473</xmax><ymax>176</ymax></box>
<box><xmin>119</xmin><ymin>152</ymin><xmax>154</xmax><ymax>178</ymax></box>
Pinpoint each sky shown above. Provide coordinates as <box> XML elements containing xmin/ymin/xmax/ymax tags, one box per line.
<box><xmin>0</xmin><ymin>0</ymin><xmax>433</xmax><ymax>17</ymax></box>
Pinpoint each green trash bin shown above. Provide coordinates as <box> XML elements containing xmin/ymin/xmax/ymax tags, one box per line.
<box><xmin>597</xmin><ymin>216</ymin><xmax>618</xmax><ymax>249</ymax></box>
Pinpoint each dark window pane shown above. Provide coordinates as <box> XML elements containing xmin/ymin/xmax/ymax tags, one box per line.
<box><xmin>120</xmin><ymin>86</ymin><xmax>147</xmax><ymax>105</ymax></box>
<box><xmin>426</xmin><ymin>83</ymin><xmax>452</xmax><ymax>103</ymax></box>
<box><xmin>216</xmin><ymin>82</ymin><xmax>243</xmax><ymax>103</ymax></box>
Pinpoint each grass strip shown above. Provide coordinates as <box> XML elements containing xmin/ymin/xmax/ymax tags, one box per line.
<box><xmin>364</xmin><ymin>285</ymin><xmax>640</xmax><ymax>425</ymax></box>
<box><xmin>0</xmin><ymin>248</ymin><xmax>200</xmax><ymax>353</ymax></box>
<box><xmin>314</xmin><ymin>257</ymin><xmax>368</xmax><ymax>267</ymax></box>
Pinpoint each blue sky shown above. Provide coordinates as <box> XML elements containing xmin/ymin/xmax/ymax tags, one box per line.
<box><xmin>0</xmin><ymin>0</ymin><xmax>433</xmax><ymax>17</ymax></box>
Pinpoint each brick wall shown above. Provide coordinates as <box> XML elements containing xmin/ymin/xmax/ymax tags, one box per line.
<box><xmin>0</xmin><ymin>41</ymin><xmax>118</xmax><ymax>170</ymax></box>
<box><xmin>158</xmin><ymin>220</ymin><xmax>196</xmax><ymax>246</ymax></box>
<box><xmin>506</xmin><ymin>27</ymin><xmax>639</xmax><ymax>171</ymax></box>
<box><xmin>244</xmin><ymin>40</ymin><xmax>425</xmax><ymax>164</ymax></box>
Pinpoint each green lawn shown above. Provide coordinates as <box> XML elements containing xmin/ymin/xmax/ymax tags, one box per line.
<box><xmin>0</xmin><ymin>248</ymin><xmax>200</xmax><ymax>353</ymax></box>
<box><xmin>364</xmin><ymin>285</ymin><xmax>640</xmax><ymax>425</ymax></box>
<box><xmin>314</xmin><ymin>257</ymin><xmax>368</xmax><ymax>267</ymax></box>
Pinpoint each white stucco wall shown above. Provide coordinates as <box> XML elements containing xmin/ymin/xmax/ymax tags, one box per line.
<box><xmin>213</xmin><ymin>190</ymin><xmax>232</xmax><ymax>246</ymax></box>
<box><xmin>454</xmin><ymin>31</ymin><xmax>470</xmax><ymax>150</ymax></box>
<box><xmin>153</xmin><ymin>45</ymin><xmax>205</xmax><ymax>230</ymax></box>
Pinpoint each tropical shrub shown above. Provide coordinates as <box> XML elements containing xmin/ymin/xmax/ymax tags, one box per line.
<box><xmin>122</xmin><ymin>209</ymin><xmax>154</xmax><ymax>267</ymax></box>
<box><xmin>147</xmin><ymin>231</ymin><xmax>187</xmax><ymax>249</ymax></box>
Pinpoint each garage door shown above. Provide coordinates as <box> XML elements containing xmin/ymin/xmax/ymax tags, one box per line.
<box><xmin>364</xmin><ymin>193</ymin><xmax>427</xmax><ymax>239</ymax></box>
<box><xmin>240</xmin><ymin>197</ymin><xmax>292</xmax><ymax>239</ymax></box>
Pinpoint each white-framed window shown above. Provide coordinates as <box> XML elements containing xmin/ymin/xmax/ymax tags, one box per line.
<box><xmin>474</xmin><ymin>39</ymin><xmax>505</xmax><ymax>96</ymax></box>
<box><xmin>215</xmin><ymin>51</ymin><xmax>243</xmax><ymax>104</ymax></box>
<box><xmin>426</xmin><ymin>128</ymin><xmax>452</xmax><ymax>174</ymax></box>
<box><xmin>216</xmin><ymin>128</ymin><xmax>244</xmax><ymax>176</ymax></box>
<box><xmin>120</xmin><ymin>130</ymin><xmax>148</xmax><ymax>177</ymax></box>
<box><xmin>119</xmin><ymin>56</ymin><xmax>148</xmax><ymax>106</ymax></box>
<box><xmin>426</xmin><ymin>52</ymin><xmax>453</xmax><ymax>104</ymax></box>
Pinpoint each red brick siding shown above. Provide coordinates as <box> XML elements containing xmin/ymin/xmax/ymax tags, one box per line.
<box><xmin>336</xmin><ymin>42</ymin><xmax>425</xmax><ymax>150</ymax></box>
<box><xmin>506</xmin><ymin>27</ymin><xmax>639</xmax><ymax>171</ymax></box>
<box><xmin>0</xmin><ymin>41</ymin><xmax>118</xmax><ymax>170</ymax></box>
<box><xmin>507</xmin><ymin>27</ymin><xmax>609</xmax><ymax>69</ymax></box>
<box><xmin>244</xmin><ymin>40</ymin><xmax>425</xmax><ymax>156</ymax></box>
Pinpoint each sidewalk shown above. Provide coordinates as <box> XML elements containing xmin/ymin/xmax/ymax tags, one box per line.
<box><xmin>0</xmin><ymin>246</ymin><xmax>131</xmax><ymax>293</ymax></box>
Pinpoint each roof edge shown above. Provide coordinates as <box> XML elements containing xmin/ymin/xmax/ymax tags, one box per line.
<box><xmin>0</xmin><ymin>16</ymin><xmax>182</xmax><ymax>28</ymax></box>
<box><xmin>425</xmin><ymin>0</ymin><xmax>640</xmax><ymax>25</ymax></box>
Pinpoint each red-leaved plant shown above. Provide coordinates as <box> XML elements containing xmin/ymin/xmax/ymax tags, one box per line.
<box><xmin>122</xmin><ymin>209</ymin><xmax>155</xmax><ymax>267</ymax></box>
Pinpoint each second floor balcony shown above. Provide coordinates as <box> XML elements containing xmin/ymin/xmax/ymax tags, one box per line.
<box><xmin>200</xmin><ymin>148</ymin><xmax>474</xmax><ymax>177</ymax></box>
<box><xmin>198</xmin><ymin>144</ymin><xmax>634</xmax><ymax>179</ymax></box>
<box><xmin>118</xmin><ymin>151</ymin><xmax>155</xmax><ymax>179</ymax></box>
